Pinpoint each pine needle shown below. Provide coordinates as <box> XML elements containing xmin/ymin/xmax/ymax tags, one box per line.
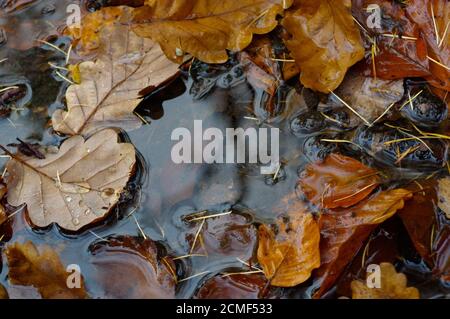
<box><xmin>190</xmin><ymin>219</ymin><xmax>205</xmax><ymax>254</ymax></box>
<box><xmin>381</xmin><ymin>33</ymin><xmax>417</xmax><ymax>41</ymax></box>
<box><xmin>55</xmin><ymin>70</ymin><xmax>75</xmax><ymax>85</ymax></box>
<box><xmin>0</xmin><ymin>86</ymin><xmax>19</xmax><ymax>93</ymax></box>
<box><xmin>178</xmin><ymin>271</ymin><xmax>210</xmax><ymax>283</ymax></box>
<box><xmin>430</xmin><ymin>2</ymin><xmax>439</xmax><ymax>46</ymax></box>
<box><xmin>0</xmin><ymin>58</ymin><xmax>7</xmax><ymax>64</ymax></box>
<box><xmin>329</xmin><ymin>90</ymin><xmax>371</xmax><ymax>126</ymax></box>
<box><xmin>395</xmin><ymin>145</ymin><xmax>420</xmax><ymax>164</ymax></box>
<box><xmin>37</xmin><ymin>40</ymin><xmax>68</xmax><ymax>56</ymax></box>
<box><xmin>172</xmin><ymin>254</ymin><xmax>207</xmax><ymax>261</ymax></box>
<box><xmin>427</xmin><ymin>55</ymin><xmax>450</xmax><ymax>71</ymax></box>
<box><xmin>221</xmin><ymin>270</ymin><xmax>264</xmax><ymax>277</ymax></box>
<box><xmin>333</xmin><ymin>182</ymin><xmax>378</xmax><ymax>203</ymax></box>
<box><xmin>438</xmin><ymin>21</ymin><xmax>449</xmax><ymax>48</ymax></box>
<box><xmin>399</xmin><ymin>90</ymin><xmax>423</xmax><ymax>110</ymax></box>
<box><xmin>371</xmin><ymin>102</ymin><xmax>396</xmax><ymax>125</ymax></box>
<box><xmin>187</xmin><ymin>211</ymin><xmax>232</xmax><ymax>222</ymax></box>
<box><xmin>88</xmin><ymin>230</ymin><xmax>109</xmax><ymax>242</ymax></box>
<box><xmin>48</xmin><ymin>62</ymin><xmax>69</xmax><ymax>71</ymax></box>
<box><xmin>270</xmin><ymin>58</ymin><xmax>295</xmax><ymax>63</ymax></box>
<box><xmin>133</xmin><ymin>215</ymin><xmax>147</xmax><ymax>240</ymax></box>
<box><xmin>162</xmin><ymin>257</ymin><xmax>178</xmax><ymax>283</ymax></box>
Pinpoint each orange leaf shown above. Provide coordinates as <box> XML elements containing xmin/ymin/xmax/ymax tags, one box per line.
<box><xmin>299</xmin><ymin>154</ymin><xmax>380</xmax><ymax>209</ymax></box>
<box><xmin>314</xmin><ymin>189</ymin><xmax>412</xmax><ymax>298</ymax></box>
<box><xmin>282</xmin><ymin>0</ymin><xmax>365</xmax><ymax>92</ymax></box>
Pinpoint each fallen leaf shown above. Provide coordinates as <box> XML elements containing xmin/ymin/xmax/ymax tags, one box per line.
<box><xmin>186</xmin><ymin>212</ymin><xmax>257</xmax><ymax>260</ymax></box>
<box><xmin>89</xmin><ymin>236</ymin><xmax>176</xmax><ymax>299</ymax></box>
<box><xmin>4</xmin><ymin>129</ymin><xmax>136</xmax><ymax>231</ymax></box>
<box><xmin>299</xmin><ymin>153</ymin><xmax>381</xmax><ymax>209</ymax></box>
<box><xmin>0</xmin><ymin>181</ymin><xmax>6</xmax><ymax>226</ymax></box>
<box><xmin>351</xmin><ymin>262</ymin><xmax>419</xmax><ymax>299</ymax></box>
<box><xmin>258</xmin><ymin>197</ymin><xmax>320</xmax><ymax>287</ymax></box>
<box><xmin>352</xmin><ymin>0</ymin><xmax>430</xmax><ymax>81</ymax></box>
<box><xmin>314</xmin><ymin>189</ymin><xmax>412</xmax><ymax>298</ymax></box>
<box><xmin>323</xmin><ymin>70</ymin><xmax>404</xmax><ymax>126</ymax></box>
<box><xmin>53</xmin><ymin>6</ymin><xmax>180</xmax><ymax>136</ymax></box>
<box><xmin>5</xmin><ymin>241</ymin><xmax>88</xmax><ymax>299</ymax></box>
<box><xmin>132</xmin><ymin>0</ymin><xmax>293</xmax><ymax>63</ymax></box>
<box><xmin>282</xmin><ymin>0</ymin><xmax>365</xmax><ymax>92</ymax></box>
<box><xmin>432</xmin><ymin>217</ymin><xmax>450</xmax><ymax>283</ymax></box>
<box><xmin>0</xmin><ymin>284</ymin><xmax>8</xmax><ymax>299</ymax></box>
<box><xmin>195</xmin><ymin>274</ymin><xmax>267</xmax><ymax>299</ymax></box>
<box><xmin>406</xmin><ymin>0</ymin><xmax>450</xmax><ymax>92</ymax></box>
<box><xmin>437</xmin><ymin>177</ymin><xmax>450</xmax><ymax>220</ymax></box>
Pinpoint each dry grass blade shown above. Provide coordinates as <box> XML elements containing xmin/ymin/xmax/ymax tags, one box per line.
<box><xmin>329</xmin><ymin>91</ymin><xmax>371</xmax><ymax>126</ymax></box>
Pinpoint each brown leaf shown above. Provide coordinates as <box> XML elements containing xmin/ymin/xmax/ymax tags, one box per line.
<box><xmin>89</xmin><ymin>236</ymin><xmax>176</xmax><ymax>299</ymax></box>
<box><xmin>351</xmin><ymin>263</ymin><xmax>419</xmax><ymax>299</ymax></box>
<box><xmin>131</xmin><ymin>0</ymin><xmax>293</xmax><ymax>64</ymax></box>
<box><xmin>314</xmin><ymin>189</ymin><xmax>412</xmax><ymax>298</ymax></box>
<box><xmin>324</xmin><ymin>70</ymin><xmax>404</xmax><ymax>126</ymax></box>
<box><xmin>4</xmin><ymin>129</ymin><xmax>135</xmax><ymax>231</ymax></box>
<box><xmin>282</xmin><ymin>0</ymin><xmax>365</xmax><ymax>92</ymax></box>
<box><xmin>53</xmin><ymin>6</ymin><xmax>180</xmax><ymax>136</ymax></box>
<box><xmin>0</xmin><ymin>284</ymin><xmax>8</xmax><ymax>299</ymax></box>
<box><xmin>195</xmin><ymin>274</ymin><xmax>267</xmax><ymax>299</ymax></box>
<box><xmin>299</xmin><ymin>153</ymin><xmax>381</xmax><ymax>209</ymax></box>
<box><xmin>5</xmin><ymin>241</ymin><xmax>88</xmax><ymax>299</ymax></box>
<box><xmin>257</xmin><ymin>198</ymin><xmax>321</xmax><ymax>287</ymax></box>
<box><xmin>437</xmin><ymin>177</ymin><xmax>450</xmax><ymax>220</ymax></box>
<box><xmin>0</xmin><ymin>181</ymin><xmax>6</xmax><ymax>226</ymax></box>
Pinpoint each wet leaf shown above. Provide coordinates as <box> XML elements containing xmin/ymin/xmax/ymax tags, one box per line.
<box><xmin>258</xmin><ymin>198</ymin><xmax>321</xmax><ymax>287</ymax></box>
<box><xmin>437</xmin><ymin>177</ymin><xmax>450</xmax><ymax>220</ymax></box>
<box><xmin>5</xmin><ymin>241</ymin><xmax>88</xmax><ymax>299</ymax></box>
<box><xmin>0</xmin><ymin>181</ymin><xmax>6</xmax><ymax>226</ymax></box>
<box><xmin>314</xmin><ymin>189</ymin><xmax>412</xmax><ymax>298</ymax></box>
<box><xmin>299</xmin><ymin>154</ymin><xmax>381</xmax><ymax>209</ymax></box>
<box><xmin>351</xmin><ymin>263</ymin><xmax>419</xmax><ymax>299</ymax></box>
<box><xmin>282</xmin><ymin>0</ymin><xmax>365</xmax><ymax>92</ymax></box>
<box><xmin>4</xmin><ymin>129</ymin><xmax>136</xmax><ymax>231</ymax></box>
<box><xmin>131</xmin><ymin>0</ymin><xmax>293</xmax><ymax>64</ymax></box>
<box><xmin>53</xmin><ymin>6</ymin><xmax>180</xmax><ymax>136</ymax></box>
<box><xmin>89</xmin><ymin>236</ymin><xmax>176</xmax><ymax>299</ymax></box>
<box><xmin>0</xmin><ymin>283</ymin><xmax>8</xmax><ymax>299</ymax></box>
<box><xmin>324</xmin><ymin>70</ymin><xmax>404</xmax><ymax>126</ymax></box>
<box><xmin>195</xmin><ymin>273</ymin><xmax>267</xmax><ymax>299</ymax></box>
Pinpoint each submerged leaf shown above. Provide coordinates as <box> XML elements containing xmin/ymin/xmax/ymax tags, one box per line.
<box><xmin>0</xmin><ymin>181</ymin><xmax>6</xmax><ymax>226</ymax></box>
<box><xmin>258</xmin><ymin>197</ymin><xmax>320</xmax><ymax>287</ymax></box>
<box><xmin>282</xmin><ymin>0</ymin><xmax>365</xmax><ymax>92</ymax></box>
<box><xmin>53</xmin><ymin>6</ymin><xmax>180</xmax><ymax>136</ymax></box>
<box><xmin>351</xmin><ymin>263</ymin><xmax>419</xmax><ymax>299</ymax></box>
<box><xmin>195</xmin><ymin>274</ymin><xmax>267</xmax><ymax>299</ymax></box>
<box><xmin>89</xmin><ymin>236</ymin><xmax>176</xmax><ymax>299</ymax></box>
<box><xmin>132</xmin><ymin>0</ymin><xmax>293</xmax><ymax>63</ymax></box>
<box><xmin>299</xmin><ymin>154</ymin><xmax>381</xmax><ymax>209</ymax></box>
<box><xmin>4</xmin><ymin>129</ymin><xmax>136</xmax><ymax>231</ymax></box>
<box><xmin>5</xmin><ymin>241</ymin><xmax>87</xmax><ymax>299</ymax></box>
<box><xmin>314</xmin><ymin>189</ymin><xmax>412</xmax><ymax>297</ymax></box>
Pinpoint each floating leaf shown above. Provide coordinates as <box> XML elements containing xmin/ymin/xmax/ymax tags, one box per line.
<box><xmin>299</xmin><ymin>154</ymin><xmax>380</xmax><ymax>209</ymax></box>
<box><xmin>131</xmin><ymin>0</ymin><xmax>293</xmax><ymax>63</ymax></box>
<box><xmin>195</xmin><ymin>274</ymin><xmax>267</xmax><ymax>299</ymax></box>
<box><xmin>351</xmin><ymin>263</ymin><xmax>419</xmax><ymax>299</ymax></box>
<box><xmin>282</xmin><ymin>0</ymin><xmax>365</xmax><ymax>92</ymax></box>
<box><xmin>5</xmin><ymin>241</ymin><xmax>88</xmax><ymax>299</ymax></box>
<box><xmin>53</xmin><ymin>6</ymin><xmax>180</xmax><ymax>136</ymax></box>
<box><xmin>4</xmin><ymin>129</ymin><xmax>136</xmax><ymax>231</ymax></box>
<box><xmin>314</xmin><ymin>189</ymin><xmax>412</xmax><ymax>298</ymax></box>
<box><xmin>89</xmin><ymin>236</ymin><xmax>176</xmax><ymax>299</ymax></box>
<box><xmin>258</xmin><ymin>196</ymin><xmax>320</xmax><ymax>287</ymax></box>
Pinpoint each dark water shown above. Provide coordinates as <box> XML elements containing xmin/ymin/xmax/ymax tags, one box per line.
<box><xmin>0</xmin><ymin>0</ymin><xmax>448</xmax><ymax>299</ymax></box>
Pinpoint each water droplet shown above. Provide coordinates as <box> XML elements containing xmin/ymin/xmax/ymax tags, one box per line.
<box><xmin>72</xmin><ymin>218</ymin><xmax>80</xmax><ymax>226</ymax></box>
<box><xmin>84</xmin><ymin>209</ymin><xmax>91</xmax><ymax>216</ymax></box>
<box><xmin>65</xmin><ymin>196</ymin><xmax>73</xmax><ymax>203</ymax></box>
<box><xmin>86</xmin><ymin>148</ymin><xmax>91</xmax><ymax>153</ymax></box>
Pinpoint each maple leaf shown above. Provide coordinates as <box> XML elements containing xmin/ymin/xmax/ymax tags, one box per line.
<box><xmin>351</xmin><ymin>263</ymin><xmax>419</xmax><ymax>299</ymax></box>
<box><xmin>3</xmin><ymin>129</ymin><xmax>135</xmax><ymax>231</ymax></box>
<box><xmin>53</xmin><ymin>6</ymin><xmax>180</xmax><ymax>136</ymax></box>
<box><xmin>131</xmin><ymin>0</ymin><xmax>293</xmax><ymax>64</ymax></box>
<box><xmin>299</xmin><ymin>154</ymin><xmax>381</xmax><ymax>209</ymax></box>
<box><xmin>314</xmin><ymin>189</ymin><xmax>412</xmax><ymax>298</ymax></box>
<box><xmin>257</xmin><ymin>194</ymin><xmax>320</xmax><ymax>287</ymax></box>
<box><xmin>5</xmin><ymin>241</ymin><xmax>88</xmax><ymax>299</ymax></box>
<box><xmin>282</xmin><ymin>0</ymin><xmax>365</xmax><ymax>93</ymax></box>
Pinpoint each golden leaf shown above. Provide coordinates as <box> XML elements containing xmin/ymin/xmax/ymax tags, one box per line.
<box><xmin>282</xmin><ymin>0</ymin><xmax>365</xmax><ymax>92</ymax></box>
<box><xmin>132</xmin><ymin>0</ymin><xmax>293</xmax><ymax>63</ymax></box>
<box><xmin>5</xmin><ymin>241</ymin><xmax>88</xmax><ymax>299</ymax></box>
<box><xmin>54</xmin><ymin>6</ymin><xmax>180</xmax><ymax>136</ymax></box>
<box><xmin>258</xmin><ymin>200</ymin><xmax>321</xmax><ymax>287</ymax></box>
<box><xmin>351</xmin><ymin>263</ymin><xmax>420</xmax><ymax>299</ymax></box>
<box><xmin>4</xmin><ymin>129</ymin><xmax>135</xmax><ymax>231</ymax></box>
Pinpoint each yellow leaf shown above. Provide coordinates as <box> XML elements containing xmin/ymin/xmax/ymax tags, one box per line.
<box><xmin>132</xmin><ymin>0</ymin><xmax>293</xmax><ymax>63</ymax></box>
<box><xmin>282</xmin><ymin>0</ymin><xmax>365</xmax><ymax>92</ymax></box>
<box><xmin>351</xmin><ymin>263</ymin><xmax>420</xmax><ymax>299</ymax></box>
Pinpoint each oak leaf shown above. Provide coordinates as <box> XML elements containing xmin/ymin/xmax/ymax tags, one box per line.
<box><xmin>258</xmin><ymin>196</ymin><xmax>320</xmax><ymax>287</ymax></box>
<box><xmin>131</xmin><ymin>0</ymin><xmax>293</xmax><ymax>63</ymax></box>
<box><xmin>54</xmin><ymin>6</ymin><xmax>180</xmax><ymax>136</ymax></box>
<box><xmin>4</xmin><ymin>129</ymin><xmax>136</xmax><ymax>231</ymax></box>
<box><xmin>314</xmin><ymin>189</ymin><xmax>412</xmax><ymax>297</ymax></box>
<box><xmin>299</xmin><ymin>154</ymin><xmax>381</xmax><ymax>209</ymax></box>
<box><xmin>5</xmin><ymin>241</ymin><xmax>88</xmax><ymax>299</ymax></box>
<box><xmin>351</xmin><ymin>263</ymin><xmax>419</xmax><ymax>299</ymax></box>
<box><xmin>282</xmin><ymin>0</ymin><xmax>365</xmax><ymax>92</ymax></box>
